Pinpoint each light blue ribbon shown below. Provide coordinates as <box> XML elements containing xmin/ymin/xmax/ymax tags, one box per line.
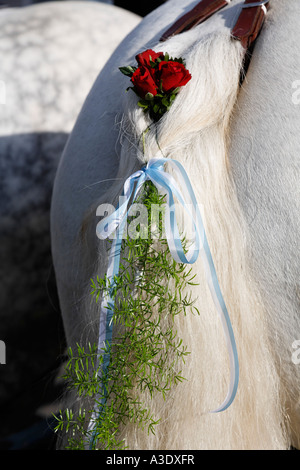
<box><xmin>88</xmin><ymin>157</ymin><xmax>239</xmax><ymax>447</ymax></box>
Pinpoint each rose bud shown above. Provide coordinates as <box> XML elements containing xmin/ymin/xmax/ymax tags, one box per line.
<box><xmin>135</xmin><ymin>49</ymin><xmax>164</xmax><ymax>68</ymax></box>
<box><xmin>131</xmin><ymin>66</ymin><xmax>158</xmax><ymax>99</ymax></box>
<box><xmin>158</xmin><ymin>61</ymin><xmax>192</xmax><ymax>93</ymax></box>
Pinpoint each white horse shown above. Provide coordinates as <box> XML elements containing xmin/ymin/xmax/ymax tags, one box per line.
<box><xmin>51</xmin><ymin>0</ymin><xmax>300</xmax><ymax>450</ymax></box>
<box><xmin>0</xmin><ymin>1</ymin><xmax>140</xmax><ymax>448</ymax></box>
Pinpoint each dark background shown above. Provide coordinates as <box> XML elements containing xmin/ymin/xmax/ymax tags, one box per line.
<box><xmin>0</xmin><ymin>0</ymin><xmax>165</xmax><ymax>17</ymax></box>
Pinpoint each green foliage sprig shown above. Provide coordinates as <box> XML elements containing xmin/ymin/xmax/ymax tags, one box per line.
<box><xmin>54</xmin><ymin>182</ymin><xmax>199</xmax><ymax>450</ymax></box>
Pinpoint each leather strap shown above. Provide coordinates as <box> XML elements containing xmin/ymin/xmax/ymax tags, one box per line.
<box><xmin>160</xmin><ymin>0</ymin><xmax>270</xmax><ymax>53</ymax></box>
<box><xmin>231</xmin><ymin>0</ymin><xmax>269</xmax><ymax>49</ymax></box>
<box><xmin>160</xmin><ymin>0</ymin><xmax>229</xmax><ymax>41</ymax></box>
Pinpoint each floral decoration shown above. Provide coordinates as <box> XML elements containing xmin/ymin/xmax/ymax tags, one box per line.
<box><xmin>119</xmin><ymin>49</ymin><xmax>191</xmax><ymax>122</ymax></box>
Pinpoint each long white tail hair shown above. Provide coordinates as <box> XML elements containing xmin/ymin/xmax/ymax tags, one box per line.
<box><xmin>66</xmin><ymin>28</ymin><xmax>292</xmax><ymax>450</ymax></box>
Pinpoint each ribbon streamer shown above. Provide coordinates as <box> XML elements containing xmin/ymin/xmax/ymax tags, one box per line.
<box><xmin>88</xmin><ymin>157</ymin><xmax>239</xmax><ymax>446</ymax></box>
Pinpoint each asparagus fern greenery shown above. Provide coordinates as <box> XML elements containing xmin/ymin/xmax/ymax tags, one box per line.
<box><xmin>54</xmin><ymin>182</ymin><xmax>199</xmax><ymax>450</ymax></box>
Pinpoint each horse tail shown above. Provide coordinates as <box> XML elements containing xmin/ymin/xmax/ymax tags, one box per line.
<box><xmin>61</xmin><ymin>29</ymin><xmax>290</xmax><ymax>450</ymax></box>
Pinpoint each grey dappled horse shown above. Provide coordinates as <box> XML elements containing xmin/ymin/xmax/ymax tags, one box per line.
<box><xmin>0</xmin><ymin>1</ymin><xmax>140</xmax><ymax>447</ymax></box>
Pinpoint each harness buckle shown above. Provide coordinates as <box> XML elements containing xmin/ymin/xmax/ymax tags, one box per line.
<box><xmin>242</xmin><ymin>0</ymin><xmax>269</xmax><ymax>8</ymax></box>
<box><xmin>232</xmin><ymin>0</ymin><xmax>270</xmax><ymax>50</ymax></box>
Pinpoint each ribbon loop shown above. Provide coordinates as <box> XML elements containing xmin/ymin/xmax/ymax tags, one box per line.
<box><xmin>90</xmin><ymin>157</ymin><xmax>239</xmax><ymax>445</ymax></box>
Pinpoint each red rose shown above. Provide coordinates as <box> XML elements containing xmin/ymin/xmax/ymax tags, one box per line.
<box><xmin>157</xmin><ymin>61</ymin><xmax>192</xmax><ymax>92</ymax></box>
<box><xmin>135</xmin><ymin>49</ymin><xmax>164</xmax><ymax>68</ymax></box>
<box><xmin>131</xmin><ymin>66</ymin><xmax>158</xmax><ymax>98</ymax></box>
